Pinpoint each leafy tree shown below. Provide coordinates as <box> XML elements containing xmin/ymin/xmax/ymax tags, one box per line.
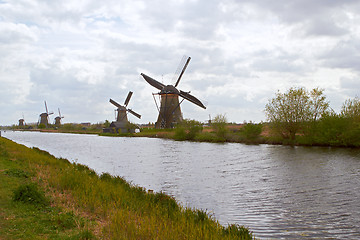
<box><xmin>265</xmin><ymin>87</ymin><xmax>329</xmax><ymax>142</ymax></box>
<box><xmin>309</xmin><ymin>87</ymin><xmax>330</xmax><ymax>121</ymax></box>
<box><xmin>212</xmin><ymin>114</ymin><xmax>228</xmax><ymax>140</ymax></box>
<box><xmin>341</xmin><ymin>97</ymin><xmax>360</xmax><ymax>119</ymax></box>
<box><xmin>104</xmin><ymin>120</ymin><xmax>110</xmax><ymax>128</ymax></box>
<box><xmin>339</xmin><ymin>97</ymin><xmax>360</xmax><ymax>146</ymax></box>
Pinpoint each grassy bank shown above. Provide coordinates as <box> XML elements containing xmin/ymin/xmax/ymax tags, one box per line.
<box><xmin>0</xmin><ymin>137</ymin><xmax>254</xmax><ymax>239</ymax></box>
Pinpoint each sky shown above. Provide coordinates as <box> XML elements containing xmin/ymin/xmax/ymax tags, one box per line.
<box><xmin>1</xmin><ymin>0</ymin><xmax>360</xmax><ymax>126</ymax></box>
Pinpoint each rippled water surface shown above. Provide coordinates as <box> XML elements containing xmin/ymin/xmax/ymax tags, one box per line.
<box><xmin>3</xmin><ymin>131</ymin><xmax>360</xmax><ymax>239</ymax></box>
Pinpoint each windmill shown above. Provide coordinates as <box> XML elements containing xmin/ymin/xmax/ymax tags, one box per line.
<box><xmin>140</xmin><ymin>56</ymin><xmax>206</xmax><ymax>128</ymax></box>
<box><xmin>54</xmin><ymin>108</ymin><xmax>64</xmax><ymax>125</ymax></box>
<box><xmin>108</xmin><ymin>91</ymin><xmax>141</xmax><ymax>133</ymax></box>
<box><xmin>38</xmin><ymin>101</ymin><xmax>53</xmax><ymax>127</ymax></box>
<box><xmin>18</xmin><ymin>113</ymin><xmax>25</xmax><ymax>127</ymax></box>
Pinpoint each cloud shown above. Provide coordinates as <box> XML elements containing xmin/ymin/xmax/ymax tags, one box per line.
<box><xmin>321</xmin><ymin>39</ymin><xmax>360</xmax><ymax>72</ymax></box>
<box><xmin>340</xmin><ymin>77</ymin><xmax>360</xmax><ymax>98</ymax></box>
<box><xmin>1</xmin><ymin>0</ymin><xmax>360</xmax><ymax>125</ymax></box>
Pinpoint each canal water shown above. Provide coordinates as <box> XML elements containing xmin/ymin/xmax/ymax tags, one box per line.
<box><xmin>3</xmin><ymin>131</ymin><xmax>360</xmax><ymax>239</ymax></box>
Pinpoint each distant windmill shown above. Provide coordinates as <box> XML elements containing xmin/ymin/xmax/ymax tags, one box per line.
<box><xmin>141</xmin><ymin>56</ymin><xmax>206</xmax><ymax>128</ymax></box>
<box><xmin>38</xmin><ymin>101</ymin><xmax>53</xmax><ymax>127</ymax></box>
<box><xmin>108</xmin><ymin>91</ymin><xmax>141</xmax><ymax>133</ymax></box>
<box><xmin>54</xmin><ymin>108</ymin><xmax>64</xmax><ymax>125</ymax></box>
<box><xmin>18</xmin><ymin>113</ymin><xmax>25</xmax><ymax>127</ymax></box>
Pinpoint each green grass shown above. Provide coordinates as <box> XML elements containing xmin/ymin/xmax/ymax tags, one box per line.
<box><xmin>0</xmin><ymin>137</ymin><xmax>254</xmax><ymax>239</ymax></box>
<box><xmin>0</xmin><ymin>140</ymin><xmax>96</xmax><ymax>240</ymax></box>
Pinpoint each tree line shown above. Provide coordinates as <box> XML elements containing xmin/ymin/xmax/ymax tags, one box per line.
<box><xmin>265</xmin><ymin>87</ymin><xmax>360</xmax><ymax>147</ymax></box>
<box><xmin>173</xmin><ymin>86</ymin><xmax>360</xmax><ymax>147</ymax></box>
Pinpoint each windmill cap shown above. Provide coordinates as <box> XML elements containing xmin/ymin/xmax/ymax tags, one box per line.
<box><xmin>160</xmin><ymin>85</ymin><xmax>179</xmax><ymax>94</ymax></box>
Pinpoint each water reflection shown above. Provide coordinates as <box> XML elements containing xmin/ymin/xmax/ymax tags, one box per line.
<box><xmin>3</xmin><ymin>131</ymin><xmax>360</xmax><ymax>239</ymax></box>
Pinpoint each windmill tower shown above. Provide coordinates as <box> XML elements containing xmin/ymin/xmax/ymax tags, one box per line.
<box><xmin>141</xmin><ymin>56</ymin><xmax>206</xmax><ymax>128</ymax></box>
<box><xmin>108</xmin><ymin>91</ymin><xmax>141</xmax><ymax>133</ymax></box>
<box><xmin>38</xmin><ymin>101</ymin><xmax>53</xmax><ymax>127</ymax></box>
<box><xmin>19</xmin><ymin>113</ymin><xmax>25</xmax><ymax>127</ymax></box>
<box><xmin>54</xmin><ymin>108</ymin><xmax>64</xmax><ymax>126</ymax></box>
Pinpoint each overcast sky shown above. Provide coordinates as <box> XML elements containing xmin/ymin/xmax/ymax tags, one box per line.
<box><xmin>1</xmin><ymin>0</ymin><xmax>360</xmax><ymax>126</ymax></box>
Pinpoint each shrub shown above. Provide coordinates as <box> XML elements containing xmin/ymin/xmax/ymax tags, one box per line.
<box><xmin>100</xmin><ymin>172</ymin><xmax>113</xmax><ymax>181</ymax></box>
<box><xmin>174</xmin><ymin>127</ymin><xmax>187</xmax><ymax>140</ymax></box>
<box><xmin>71</xmin><ymin>229</ymin><xmax>97</xmax><ymax>240</ymax></box>
<box><xmin>5</xmin><ymin>169</ymin><xmax>30</xmax><ymax>178</ymax></box>
<box><xmin>55</xmin><ymin>212</ymin><xmax>79</xmax><ymax>230</ymax></box>
<box><xmin>223</xmin><ymin>224</ymin><xmax>253</xmax><ymax>239</ymax></box>
<box><xmin>239</xmin><ymin>122</ymin><xmax>263</xmax><ymax>142</ymax></box>
<box><xmin>13</xmin><ymin>183</ymin><xmax>49</xmax><ymax>207</ymax></box>
<box><xmin>153</xmin><ymin>191</ymin><xmax>180</xmax><ymax>218</ymax></box>
<box><xmin>194</xmin><ymin>132</ymin><xmax>226</xmax><ymax>143</ymax></box>
<box><xmin>174</xmin><ymin>119</ymin><xmax>203</xmax><ymax>141</ymax></box>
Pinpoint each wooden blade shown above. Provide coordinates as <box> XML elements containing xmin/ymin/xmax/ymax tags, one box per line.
<box><xmin>175</xmin><ymin>56</ymin><xmax>191</xmax><ymax>87</ymax></box>
<box><xmin>179</xmin><ymin>90</ymin><xmax>206</xmax><ymax>109</ymax></box>
<box><xmin>109</xmin><ymin>98</ymin><xmax>122</xmax><ymax>108</ymax></box>
<box><xmin>44</xmin><ymin>101</ymin><xmax>48</xmax><ymax>114</ymax></box>
<box><xmin>127</xmin><ymin>109</ymin><xmax>141</xmax><ymax>119</ymax></box>
<box><xmin>141</xmin><ymin>73</ymin><xmax>165</xmax><ymax>91</ymax></box>
<box><xmin>124</xmin><ymin>91</ymin><xmax>133</xmax><ymax>107</ymax></box>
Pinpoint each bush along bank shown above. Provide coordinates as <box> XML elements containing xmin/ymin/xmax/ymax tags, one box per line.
<box><xmin>0</xmin><ymin>137</ymin><xmax>254</xmax><ymax>239</ymax></box>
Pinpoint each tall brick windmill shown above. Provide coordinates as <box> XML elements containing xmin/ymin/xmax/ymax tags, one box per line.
<box><xmin>38</xmin><ymin>101</ymin><xmax>53</xmax><ymax>127</ymax></box>
<box><xmin>141</xmin><ymin>56</ymin><xmax>206</xmax><ymax>128</ymax></box>
<box><xmin>54</xmin><ymin>108</ymin><xmax>64</xmax><ymax>126</ymax></box>
<box><xmin>109</xmin><ymin>91</ymin><xmax>141</xmax><ymax>133</ymax></box>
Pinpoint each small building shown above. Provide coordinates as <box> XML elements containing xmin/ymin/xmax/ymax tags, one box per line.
<box><xmin>104</xmin><ymin>121</ymin><xmax>138</xmax><ymax>134</ymax></box>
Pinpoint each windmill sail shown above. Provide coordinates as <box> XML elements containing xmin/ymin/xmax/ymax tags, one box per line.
<box><xmin>174</xmin><ymin>56</ymin><xmax>191</xmax><ymax>87</ymax></box>
<box><xmin>45</xmin><ymin>101</ymin><xmax>48</xmax><ymax>115</ymax></box>
<box><xmin>109</xmin><ymin>99</ymin><xmax>122</xmax><ymax>108</ymax></box>
<box><xmin>128</xmin><ymin>109</ymin><xmax>141</xmax><ymax>119</ymax></box>
<box><xmin>141</xmin><ymin>73</ymin><xmax>165</xmax><ymax>90</ymax></box>
<box><xmin>179</xmin><ymin>90</ymin><xmax>206</xmax><ymax>109</ymax></box>
<box><xmin>124</xmin><ymin>91</ymin><xmax>133</xmax><ymax>107</ymax></box>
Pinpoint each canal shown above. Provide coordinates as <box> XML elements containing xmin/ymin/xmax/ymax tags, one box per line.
<box><xmin>3</xmin><ymin>131</ymin><xmax>360</xmax><ymax>239</ymax></box>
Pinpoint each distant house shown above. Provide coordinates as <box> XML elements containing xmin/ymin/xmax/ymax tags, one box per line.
<box><xmin>81</xmin><ymin>122</ymin><xmax>91</xmax><ymax>127</ymax></box>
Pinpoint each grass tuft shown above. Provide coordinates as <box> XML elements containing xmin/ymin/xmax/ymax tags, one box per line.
<box><xmin>12</xmin><ymin>183</ymin><xmax>49</xmax><ymax>207</ymax></box>
<box><xmin>223</xmin><ymin>224</ymin><xmax>253</xmax><ymax>239</ymax></box>
<box><xmin>5</xmin><ymin>168</ymin><xmax>30</xmax><ymax>178</ymax></box>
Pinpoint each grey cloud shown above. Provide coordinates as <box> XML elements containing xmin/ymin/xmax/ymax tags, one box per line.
<box><xmin>139</xmin><ymin>0</ymin><xmax>225</xmax><ymax>40</ymax></box>
<box><xmin>244</xmin><ymin>0</ymin><xmax>359</xmax><ymax>37</ymax></box>
<box><xmin>249</xmin><ymin>0</ymin><xmax>357</xmax><ymax>22</ymax></box>
<box><xmin>251</xmin><ymin>49</ymin><xmax>306</xmax><ymax>73</ymax></box>
<box><xmin>340</xmin><ymin>77</ymin><xmax>360</xmax><ymax>98</ymax></box>
<box><xmin>305</xmin><ymin>18</ymin><xmax>348</xmax><ymax>37</ymax></box>
<box><xmin>321</xmin><ymin>39</ymin><xmax>360</xmax><ymax>71</ymax></box>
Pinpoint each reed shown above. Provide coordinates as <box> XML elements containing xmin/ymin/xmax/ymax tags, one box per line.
<box><xmin>0</xmin><ymin>137</ymin><xmax>254</xmax><ymax>239</ymax></box>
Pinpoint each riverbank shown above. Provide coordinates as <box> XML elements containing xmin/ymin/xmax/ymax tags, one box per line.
<box><xmin>11</xmin><ymin>120</ymin><xmax>358</xmax><ymax>148</ymax></box>
<box><xmin>0</xmin><ymin>137</ymin><xmax>254</xmax><ymax>239</ymax></box>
